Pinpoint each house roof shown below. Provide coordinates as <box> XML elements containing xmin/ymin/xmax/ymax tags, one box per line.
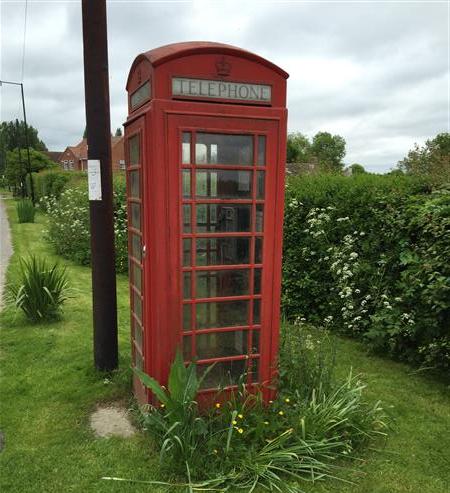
<box><xmin>42</xmin><ymin>151</ymin><xmax>63</xmax><ymax>163</ymax></box>
<box><xmin>64</xmin><ymin>136</ymin><xmax>123</xmax><ymax>160</ymax></box>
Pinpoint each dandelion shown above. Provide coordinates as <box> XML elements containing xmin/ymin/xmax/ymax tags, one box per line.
<box><xmin>285</xmin><ymin>398</ymin><xmax>290</xmax><ymax>403</ymax></box>
<box><xmin>264</xmin><ymin>421</ymin><xmax>269</xmax><ymax>425</ymax></box>
<box><xmin>160</xmin><ymin>404</ymin><xmax>165</xmax><ymax>408</ymax></box>
<box><xmin>213</xmin><ymin>449</ymin><xmax>218</xmax><ymax>454</ymax></box>
<box><xmin>278</xmin><ymin>411</ymin><xmax>284</xmax><ymax>416</ymax></box>
<box><xmin>238</xmin><ymin>414</ymin><xmax>244</xmax><ymax>419</ymax></box>
<box><xmin>215</xmin><ymin>402</ymin><xmax>221</xmax><ymax>409</ymax></box>
<box><xmin>237</xmin><ymin>428</ymin><xmax>244</xmax><ymax>434</ymax></box>
<box><xmin>232</xmin><ymin>420</ymin><xmax>237</xmax><ymax>425</ymax></box>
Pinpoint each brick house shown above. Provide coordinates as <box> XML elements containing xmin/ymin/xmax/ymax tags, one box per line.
<box><xmin>59</xmin><ymin>136</ymin><xmax>125</xmax><ymax>172</ymax></box>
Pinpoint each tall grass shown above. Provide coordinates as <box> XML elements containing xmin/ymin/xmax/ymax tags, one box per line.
<box><xmin>8</xmin><ymin>256</ymin><xmax>69</xmax><ymax>322</ymax></box>
<box><xmin>16</xmin><ymin>199</ymin><xmax>35</xmax><ymax>223</ymax></box>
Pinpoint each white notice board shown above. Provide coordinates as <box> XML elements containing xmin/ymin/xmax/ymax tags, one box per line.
<box><xmin>88</xmin><ymin>160</ymin><xmax>102</xmax><ymax>201</ymax></box>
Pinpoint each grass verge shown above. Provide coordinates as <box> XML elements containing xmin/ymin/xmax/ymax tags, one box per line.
<box><xmin>0</xmin><ymin>197</ymin><xmax>449</xmax><ymax>492</ymax></box>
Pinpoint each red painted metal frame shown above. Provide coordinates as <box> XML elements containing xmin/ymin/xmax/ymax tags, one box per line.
<box><xmin>124</xmin><ymin>43</ymin><xmax>288</xmax><ymax>406</ymax></box>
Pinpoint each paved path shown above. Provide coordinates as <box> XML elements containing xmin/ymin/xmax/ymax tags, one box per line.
<box><xmin>0</xmin><ymin>195</ymin><xmax>13</xmax><ymax>310</ymax></box>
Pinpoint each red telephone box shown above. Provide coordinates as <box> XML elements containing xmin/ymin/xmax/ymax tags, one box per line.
<box><xmin>124</xmin><ymin>42</ymin><xmax>288</xmax><ymax>405</ymax></box>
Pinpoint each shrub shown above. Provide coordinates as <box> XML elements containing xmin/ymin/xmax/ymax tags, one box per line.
<box><xmin>16</xmin><ymin>199</ymin><xmax>35</xmax><ymax>223</ymax></box>
<box><xmin>111</xmin><ymin>328</ymin><xmax>387</xmax><ymax>492</ymax></box>
<box><xmin>8</xmin><ymin>256</ymin><xmax>69</xmax><ymax>322</ymax></box>
<box><xmin>283</xmin><ymin>173</ymin><xmax>449</xmax><ymax>371</ymax></box>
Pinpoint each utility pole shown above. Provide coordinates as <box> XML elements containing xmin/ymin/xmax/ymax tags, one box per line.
<box><xmin>81</xmin><ymin>0</ymin><xmax>118</xmax><ymax>371</ymax></box>
<box><xmin>0</xmin><ymin>80</ymin><xmax>35</xmax><ymax>204</ymax></box>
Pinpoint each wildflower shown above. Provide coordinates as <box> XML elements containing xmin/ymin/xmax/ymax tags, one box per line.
<box><xmin>215</xmin><ymin>402</ymin><xmax>221</xmax><ymax>409</ymax></box>
<box><xmin>285</xmin><ymin>398</ymin><xmax>290</xmax><ymax>403</ymax></box>
<box><xmin>213</xmin><ymin>449</ymin><xmax>218</xmax><ymax>454</ymax></box>
<box><xmin>268</xmin><ymin>400</ymin><xmax>273</xmax><ymax>404</ymax></box>
<box><xmin>232</xmin><ymin>420</ymin><xmax>238</xmax><ymax>425</ymax></box>
<box><xmin>238</xmin><ymin>414</ymin><xmax>244</xmax><ymax>419</ymax></box>
<box><xmin>264</xmin><ymin>421</ymin><xmax>269</xmax><ymax>425</ymax></box>
<box><xmin>160</xmin><ymin>404</ymin><xmax>165</xmax><ymax>408</ymax></box>
<box><xmin>278</xmin><ymin>411</ymin><xmax>284</xmax><ymax>416</ymax></box>
<box><xmin>238</xmin><ymin>428</ymin><xmax>244</xmax><ymax>434</ymax></box>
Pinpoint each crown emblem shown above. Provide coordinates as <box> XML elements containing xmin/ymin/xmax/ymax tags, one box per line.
<box><xmin>216</xmin><ymin>57</ymin><xmax>231</xmax><ymax>77</ymax></box>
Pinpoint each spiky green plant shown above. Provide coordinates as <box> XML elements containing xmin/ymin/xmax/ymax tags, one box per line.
<box><xmin>8</xmin><ymin>256</ymin><xmax>69</xmax><ymax>322</ymax></box>
<box><xmin>16</xmin><ymin>199</ymin><xmax>36</xmax><ymax>223</ymax></box>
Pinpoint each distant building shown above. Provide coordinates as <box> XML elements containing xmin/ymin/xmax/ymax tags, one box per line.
<box><xmin>59</xmin><ymin>137</ymin><xmax>125</xmax><ymax>172</ymax></box>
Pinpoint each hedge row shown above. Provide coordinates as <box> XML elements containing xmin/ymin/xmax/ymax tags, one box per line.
<box><xmin>283</xmin><ymin>173</ymin><xmax>449</xmax><ymax>371</ymax></box>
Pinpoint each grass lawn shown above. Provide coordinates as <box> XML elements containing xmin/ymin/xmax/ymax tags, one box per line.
<box><xmin>1</xmin><ymin>198</ymin><xmax>449</xmax><ymax>493</ymax></box>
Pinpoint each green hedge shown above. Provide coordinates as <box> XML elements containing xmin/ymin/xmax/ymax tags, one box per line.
<box><xmin>283</xmin><ymin>174</ymin><xmax>449</xmax><ymax>372</ymax></box>
<box><xmin>28</xmin><ymin>170</ymin><xmax>87</xmax><ymax>204</ymax></box>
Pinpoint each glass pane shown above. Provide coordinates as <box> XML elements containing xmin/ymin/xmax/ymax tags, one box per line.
<box><xmin>132</xmin><ymin>262</ymin><xmax>142</xmax><ymax>292</ymax></box>
<box><xmin>182</xmin><ymin>170</ymin><xmax>191</xmax><ymax>197</ymax></box>
<box><xmin>183</xmin><ymin>335</ymin><xmax>192</xmax><ymax>360</ymax></box>
<box><xmin>257</xmin><ymin>136</ymin><xmax>266</xmax><ymax>165</ymax></box>
<box><xmin>182</xmin><ymin>132</ymin><xmax>191</xmax><ymax>164</ymax></box>
<box><xmin>131</xmin><ymin>233</ymin><xmax>142</xmax><ymax>261</ymax></box>
<box><xmin>252</xmin><ymin>331</ymin><xmax>260</xmax><ymax>354</ymax></box>
<box><xmin>257</xmin><ymin>171</ymin><xmax>265</xmax><ymax>199</ymax></box>
<box><xmin>195</xmin><ymin>170</ymin><xmax>252</xmax><ymax>199</ymax></box>
<box><xmin>196</xmin><ymin>300</ymin><xmax>248</xmax><ymax>329</ymax></box>
<box><xmin>253</xmin><ymin>299</ymin><xmax>261</xmax><ymax>325</ymax></box>
<box><xmin>196</xmin><ymin>133</ymin><xmax>253</xmax><ymax>165</ymax></box>
<box><xmin>129</xmin><ymin>170</ymin><xmax>140</xmax><ymax>198</ymax></box>
<box><xmin>133</xmin><ymin>317</ymin><xmax>143</xmax><ymax>350</ymax></box>
<box><xmin>198</xmin><ymin>359</ymin><xmax>246</xmax><ymax>389</ymax></box>
<box><xmin>183</xmin><ymin>204</ymin><xmax>191</xmax><ymax>233</ymax></box>
<box><xmin>196</xmin><ymin>204</ymin><xmax>251</xmax><ymax>233</ymax></box>
<box><xmin>183</xmin><ymin>304</ymin><xmax>191</xmax><ymax>331</ymax></box>
<box><xmin>256</xmin><ymin>204</ymin><xmax>264</xmax><ymax>232</ymax></box>
<box><xmin>196</xmin><ymin>237</ymin><xmax>250</xmax><ymax>266</ymax></box>
<box><xmin>255</xmin><ymin>237</ymin><xmax>263</xmax><ymax>263</ymax></box>
<box><xmin>254</xmin><ymin>268</ymin><xmax>261</xmax><ymax>294</ymax></box>
<box><xmin>134</xmin><ymin>347</ymin><xmax>143</xmax><ymax>370</ymax></box>
<box><xmin>133</xmin><ymin>292</ymin><xmax>142</xmax><ymax>321</ymax></box>
<box><xmin>130</xmin><ymin>202</ymin><xmax>141</xmax><ymax>230</ymax></box>
<box><xmin>183</xmin><ymin>239</ymin><xmax>191</xmax><ymax>266</ymax></box>
<box><xmin>128</xmin><ymin>135</ymin><xmax>140</xmax><ymax>166</ymax></box>
<box><xmin>183</xmin><ymin>272</ymin><xmax>191</xmax><ymax>299</ymax></box>
<box><xmin>196</xmin><ymin>330</ymin><xmax>248</xmax><ymax>359</ymax></box>
<box><xmin>249</xmin><ymin>358</ymin><xmax>259</xmax><ymax>382</ymax></box>
<box><xmin>196</xmin><ymin>270</ymin><xmax>250</xmax><ymax>298</ymax></box>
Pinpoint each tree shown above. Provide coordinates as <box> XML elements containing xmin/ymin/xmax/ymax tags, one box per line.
<box><xmin>348</xmin><ymin>163</ymin><xmax>367</xmax><ymax>175</ymax></box>
<box><xmin>5</xmin><ymin>148</ymin><xmax>55</xmax><ymax>193</ymax></box>
<box><xmin>114</xmin><ymin>127</ymin><xmax>123</xmax><ymax>137</ymax></box>
<box><xmin>311</xmin><ymin>132</ymin><xmax>346</xmax><ymax>171</ymax></box>
<box><xmin>397</xmin><ymin>133</ymin><xmax>450</xmax><ymax>181</ymax></box>
<box><xmin>287</xmin><ymin>132</ymin><xmax>311</xmax><ymax>163</ymax></box>
<box><xmin>0</xmin><ymin>119</ymin><xmax>47</xmax><ymax>173</ymax></box>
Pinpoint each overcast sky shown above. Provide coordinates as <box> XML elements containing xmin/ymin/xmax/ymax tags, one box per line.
<box><xmin>1</xmin><ymin>0</ymin><xmax>449</xmax><ymax>172</ymax></box>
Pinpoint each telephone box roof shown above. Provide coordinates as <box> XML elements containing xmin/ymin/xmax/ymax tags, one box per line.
<box><xmin>129</xmin><ymin>41</ymin><xmax>289</xmax><ymax>80</ymax></box>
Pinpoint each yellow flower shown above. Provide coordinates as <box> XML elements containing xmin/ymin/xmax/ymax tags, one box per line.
<box><xmin>278</xmin><ymin>411</ymin><xmax>284</xmax><ymax>416</ymax></box>
<box><xmin>215</xmin><ymin>403</ymin><xmax>221</xmax><ymax>409</ymax></box>
<box><xmin>285</xmin><ymin>398</ymin><xmax>290</xmax><ymax>403</ymax></box>
<box><xmin>238</xmin><ymin>428</ymin><xmax>244</xmax><ymax>434</ymax></box>
<box><xmin>213</xmin><ymin>449</ymin><xmax>218</xmax><ymax>454</ymax></box>
<box><xmin>238</xmin><ymin>414</ymin><xmax>244</xmax><ymax>419</ymax></box>
<box><xmin>264</xmin><ymin>421</ymin><xmax>269</xmax><ymax>425</ymax></box>
<box><xmin>232</xmin><ymin>420</ymin><xmax>237</xmax><ymax>425</ymax></box>
<box><xmin>160</xmin><ymin>404</ymin><xmax>165</xmax><ymax>408</ymax></box>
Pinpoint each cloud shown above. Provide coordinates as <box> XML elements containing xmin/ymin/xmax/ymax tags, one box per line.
<box><xmin>1</xmin><ymin>0</ymin><xmax>448</xmax><ymax>171</ymax></box>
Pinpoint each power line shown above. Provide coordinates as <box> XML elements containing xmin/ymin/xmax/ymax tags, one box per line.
<box><xmin>21</xmin><ymin>0</ymin><xmax>28</xmax><ymax>82</ymax></box>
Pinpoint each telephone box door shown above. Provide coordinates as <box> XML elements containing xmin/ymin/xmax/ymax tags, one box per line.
<box><xmin>167</xmin><ymin>113</ymin><xmax>284</xmax><ymax>397</ymax></box>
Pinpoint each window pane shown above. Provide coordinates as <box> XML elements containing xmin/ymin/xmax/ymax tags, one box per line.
<box><xmin>256</xmin><ymin>204</ymin><xmax>264</xmax><ymax>232</ymax></box>
<box><xmin>196</xmin><ymin>300</ymin><xmax>248</xmax><ymax>329</ymax></box>
<box><xmin>196</xmin><ymin>204</ymin><xmax>251</xmax><ymax>233</ymax></box>
<box><xmin>132</xmin><ymin>317</ymin><xmax>143</xmax><ymax>350</ymax></box>
<box><xmin>134</xmin><ymin>347</ymin><xmax>143</xmax><ymax>370</ymax></box>
<box><xmin>130</xmin><ymin>203</ymin><xmax>141</xmax><ymax>230</ymax></box>
<box><xmin>183</xmin><ymin>272</ymin><xmax>191</xmax><ymax>299</ymax></box>
<box><xmin>249</xmin><ymin>358</ymin><xmax>259</xmax><ymax>383</ymax></box>
<box><xmin>198</xmin><ymin>359</ymin><xmax>246</xmax><ymax>389</ymax></box>
<box><xmin>195</xmin><ymin>170</ymin><xmax>252</xmax><ymax>199</ymax></box>
<box><xmin>253</xmin><ymin>299</ymin><xmax>261</xmax><ymax>325</ymax></box>
<box><xmin>252</xmin><ymin>331</ymin><xmax>260</xmax><ymax>353</ymax></box>
<box><xmin>256</xmin><ymin>171</ymin><xmax>265</xmax><ymax>199</ymax></box>
<box><xmin>255</xmin><ymin>237</ymin><xmax>263</xmax><ymax>263</ymax></box>
<box><xmin>196</xmin><ymin>270</ymin><xmax>250</xmax><ymax>298</ymax></box>
<box><xmin>257</xmin><ymin>136</ymin><xmax>266</xmax><ymax>165</ymax></box>
<box><xmin>133</xmin><ymin>292</ymin><xmax>142</xmax><ymax>321</ymax></box>
<box><xmin>183</xmin><ymin>239</ymin><xmax>191</xmax><ymax>266</ymax></box>
<box><xmin>129</xmin><ymin>170</ymin><xmax>140</xmax><ymax>198</ymax></box>
<box><xmin>128</xmin><ymin>135</ymin><xmax>140</xmax><ymax>166</ymax></box>
<box><xmin>183</xmin><ymin>304</ymin><xmax>191</xmax><ymax>331</ymax></box>
<box><xmin>196</xmin><ymin>330</ymin><xmax>248</xmax><ymax>359</ymax></box>
<box><xmin>196</xmin><ymin>133</ymin><xmax>253</xmax><ymax>165</ymax></box>
<box><xmin>254</xmin><ymin>268</ymin><xmax>261</xmax><ymax>294</ymax></box>
<box><xmin>132</xmin><ymin>262</ymin><xmax>142</xmax><ymax>293</ymax></box>
<box><xmin>183</xmin><ymin>335</ymin><xmax>192</xmax><ymax>360</ymax></box>
<box><xmin>182</xmin><ymin>170</ymin><xmax>191</xmax><ymax>197</ymax></box>
<box><xmin>131</xmin><ymin>233</ymin><xmax>142</xmax><ymax>261</ymax></box>
<box><xmin>196</xmin><ymin>237</ymin><xmax>250</xmax><ymax>266</ymax></box>
<box><xmin>183</xmin><ymin>204</ymin><xmax>191</xmax><ymax>233</ymax></box>
<box><xmin>182</xmin><ymin>132</ymin><xmax>191</xmax><ymax>164</ymax></box>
